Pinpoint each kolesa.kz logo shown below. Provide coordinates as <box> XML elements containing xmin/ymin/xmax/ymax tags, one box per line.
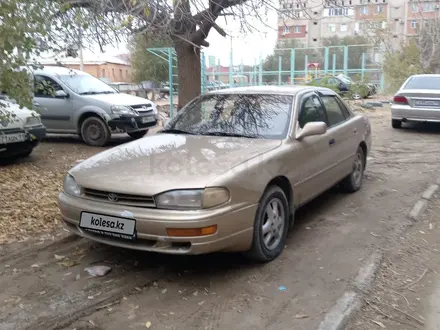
<box><xmin>90</xmin><ymin>216</ymin><xmax>125</xmax><ymax>230</ymax></box>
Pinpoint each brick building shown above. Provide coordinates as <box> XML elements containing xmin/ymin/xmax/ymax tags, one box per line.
<box><xmin>39</xmin><ymin>54</ymin><xmax>133</xmax><ymax>83</ymax></box>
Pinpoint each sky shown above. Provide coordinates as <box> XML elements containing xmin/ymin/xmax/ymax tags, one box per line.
<box><xmin>101</xmin><ymin>8</ymin><xmax>279</xmax><ymax>67</ymax></box>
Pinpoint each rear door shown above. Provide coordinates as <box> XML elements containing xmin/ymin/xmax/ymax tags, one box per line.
<box><xmin>319</xmin><ymin>92</ymin><xmax>356</xmax><ymax>179</ymax></box>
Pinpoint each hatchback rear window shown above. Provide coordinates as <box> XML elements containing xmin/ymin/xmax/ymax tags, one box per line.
<box><xmin>404</xmin><ymin>76</ymin><xmax>440</xmax><ymax>90</ymax></box>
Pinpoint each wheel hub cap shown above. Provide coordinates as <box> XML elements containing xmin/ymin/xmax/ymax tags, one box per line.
<box><xmin>262</xmin><ymin>198</ymin><xmax>285</xmax><ymax>251</ymax></box>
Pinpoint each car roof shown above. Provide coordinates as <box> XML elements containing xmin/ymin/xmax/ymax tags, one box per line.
<box><xmin>207</xmin><ymin>85</ymin><xmax>336</xmax><ymax>96</ymax></box>
<box><xmin>30</xmin><ymin>66</ymin><xmax>88</xmax><ymax>76</ymax></box>
<box><xmin>408</xmin><ymin>74</ymin><xmax>440</xmax><ymax>78</ymax></box>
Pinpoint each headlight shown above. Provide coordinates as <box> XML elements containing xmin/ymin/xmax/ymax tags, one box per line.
<box><xmin>155</xmin><ymin>188</ymin><xmax>230</xmax><ymax>210</ymax></box>
<box><xmin>25</xmin><ymin>116</ymin><xmax>41</xmax><ymax>126</ymax></box>
<box><xmin>111</xmin><ymin>105</ymin><xmax>137</xmax><ymax>115</ymax></box>
<box><xmin>63</xmin><ymin>174</ymin><xmax>82</xmax><ymax>196</ymax></box>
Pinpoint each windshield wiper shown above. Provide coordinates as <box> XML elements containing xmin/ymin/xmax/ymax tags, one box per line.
<box><xmin>159</xmin><ymin>128</ymin><xmax>195</xmax><ymax>135</ymax></box>
<box><xmin>200</xmin><ymin>131</ymin><xmax>258</xmax><ymax>138</ymax></box>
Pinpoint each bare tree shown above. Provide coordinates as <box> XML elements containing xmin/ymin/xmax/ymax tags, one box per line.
<box><xmin>57</xmin><ymin>0</ymin><xmax>278</xmax><ymax>109</ymax></box>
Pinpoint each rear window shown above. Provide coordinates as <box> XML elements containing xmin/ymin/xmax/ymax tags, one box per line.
<box><xmin>404</xmin><ymin>76</ymin><xmax>440</xmax><ymax>90</ymax></box>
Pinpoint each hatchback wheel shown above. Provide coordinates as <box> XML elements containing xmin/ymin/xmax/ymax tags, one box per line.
<box><xmin>80</xmin><ymin>116</ymin><xmax>110</xmax><ymax>147</ymax></box>
<box><xmin>245</xmin><ymin>186</ymin><xmax>289</xmax><ymax>262</ymax></box>
<box><xmin>341</xmin><ymin>146</ymin><xmax>365</xmax><ymax>193</ymax></box>
<box><xmin>392</xmin><ymin>119</ymin><xmax>402</xmax><ymax>129</ymax></box>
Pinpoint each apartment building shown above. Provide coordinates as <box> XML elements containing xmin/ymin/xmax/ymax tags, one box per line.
<box><xmin>278</xmin><ymin>0</ymin><xmax>440</xmax><ymax>47</ymax></box>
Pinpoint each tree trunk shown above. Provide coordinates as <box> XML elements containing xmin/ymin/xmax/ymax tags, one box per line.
<box><xmin>174</xmin><ymin>42</ymin><xmax>201</xmax><ymax>110</ymax></box>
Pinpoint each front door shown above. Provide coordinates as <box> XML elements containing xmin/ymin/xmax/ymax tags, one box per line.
<box><xmin>289</xmin><ymin>93</ymin><xmax>335</xmax><ymax>205</ymax></box>
<box><xmin>34</xmin><ymin>75</ymin><xmax>73</xmax><ymax>131</ymax></box>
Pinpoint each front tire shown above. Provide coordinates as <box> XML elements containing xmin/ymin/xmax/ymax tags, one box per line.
<box><xmin>244</xmin><ymin>186</ymin><xmax>289</xmax><ymax>262</ymax></box>
<box><xmin>128</xmin><ymin>130</ymin><xmax>148</xmax><ymax>139</ymax></box>
<box><xmin>340</xmin><ymin>146</ymin><xmax>365</xmax><ymax>193</ymax></box>
<box><xmin>392</xmin><ymin>119</ymin><xmax>402</xmax><ymax>129</ymax></box>
<box><xmin>80</xmin><ymin>116</ymin><xmax>110</xmax><ymax>147</ymax></box>
<box><xmin>18</xmin><ymin>148</ymin><xmax>33</xmax><ymax>158</ymax></box>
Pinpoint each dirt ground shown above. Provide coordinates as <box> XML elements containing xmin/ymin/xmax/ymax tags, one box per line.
<box><xmin>2</xmin><ymin>104</ymin><xmax>440</xmax><ymax>330</ymax></box>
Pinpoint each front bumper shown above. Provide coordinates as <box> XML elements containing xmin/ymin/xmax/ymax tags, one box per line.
<box><xmin>391</xmin><ymin>105</ymin><xmax>440</xmax><ymax>122</ymax></box>
<box><xmin>0</xmin><ymin>125</ymin><xmax>46</xmax><ymax>157</ymax></box>
<box><xmin>58</xmin><ymin>192</ymin><xmax>256</xmax><ymax>255</ymax></box>
<box><xmin>108</xmin><ymin>114</ymin><xmax>158</xmax><ymax>133</ymax></box>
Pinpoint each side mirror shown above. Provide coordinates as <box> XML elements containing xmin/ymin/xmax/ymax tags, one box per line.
<box><xmin>163</xmin><ymin>118</ymin><xmax>171</xmax><ymax>127</ymax></box>
<box><xmin>296</xmin><ymin>121</ymin><xmax>327</xmax><ymax>140</ymax></box>
<box><xmin>55</xmin><ymin>90</ymin><xmax>69</xmax><ymax>98</ymax></box>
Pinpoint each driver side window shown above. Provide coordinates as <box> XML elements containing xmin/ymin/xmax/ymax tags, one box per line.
<box><xmin>298</xmin><ymin>95</ymin><xmax>327</xmax><ymax>128</ymax></box>
<box><xmin>35</xmin><ymin>75</ymin><xmax>63</xmax><ymax>98</ymax></box>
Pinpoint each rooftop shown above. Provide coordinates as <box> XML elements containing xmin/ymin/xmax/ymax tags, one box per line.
<box><xmin>38</xmin><ymin>54</ymin><xmax>130</xmax><ymax>66</ymax></box>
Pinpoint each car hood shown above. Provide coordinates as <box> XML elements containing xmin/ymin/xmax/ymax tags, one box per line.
<box><xmin>70</xmin><ymin>134</ymin><xmax>281</xmax><ymax>196</ymax></box>
<box><xmin>85</xmin><ymin>93</ymin><xmax>155</xmax><ymax>107</ymax></box>
<box><xmin>0</xmin><ymin>101</ymin><xmax>37</xmax><ymax>129</ymax></box>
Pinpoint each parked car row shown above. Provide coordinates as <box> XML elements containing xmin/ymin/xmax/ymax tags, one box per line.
<box><xmin>308</xmin><ymin>74</ymin><xmax>377</xmax><ymax>99</ymax></box>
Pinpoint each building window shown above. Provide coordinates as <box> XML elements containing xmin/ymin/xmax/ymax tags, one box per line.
<box><xmin>422</xmin><ymin>2</ymin><xmax>435</xmax><ymax>12</ymax></box>
<box><xmin>375</xmin><ymin>5</ymin><xmax>384</xmax><ymax>14</ymax></box>
<box><xmin>293</xmin><ymin>25</ymin><xmax>301</xmax><ymax>33</ymax></box>
<box><xmin>119</xmin><ymin>69</ymin><xmax>123</xmax><ymax>81</ymax></box>
<box><xmin>126</xmin><ymin>70</ymin><xmax>129</xmax><ymax>79</ymax></box>
<box><xmin>112</xmin><ymin>68</ymin><xmax>115</xmax><ymax>78</ymax></box>
<box><xmin>340</xmin><ymin>23</ymin><xmax>348</xmax><ymax>31</ymax></box>
<box><xmin>329</xmin><ymin>7</ymin><xmax>349</xmax><ymax>16</ymax></box>
<box><xmin>101</xmin><ymin>69</ymin><xmax>105</xmax><ymax>77</ymax></box>
<box><xmin>411</xmin><ymin>3</ymin><xmax>418</xmax><ymax>12</ymax></box>
<box><xmin>282</xmin><ymin>26</ymin><xmax>290</xmax><ymax>35</ymax></box>
<box><xmin>360</xmin><ymin>5</ymin><xmax>369</xmax><ymax>15</ymax></box>
<box><xmin>411</xmin><ymin>20</ymin><xmax>417</xmax><ymax>28</ymax></box>
<box><xmin>329</xmin><ymin>23</ymin><xmax>336</xmax><ymax>32</ymax></box>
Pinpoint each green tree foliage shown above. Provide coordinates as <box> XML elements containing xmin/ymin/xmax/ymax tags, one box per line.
<box><xmin>129</xmin><ymin>35</ymin><xmax>173</xmax><ymax>84</ymax></box>
<box><xmin>0</xmin><ymin>0</ymin><xmax>59</xmax><ymax>109</ymax></box>
<box><xmin>382</xmin><ymin>41</ymin><xmax>425</xmax><ymax>93</ymax></box>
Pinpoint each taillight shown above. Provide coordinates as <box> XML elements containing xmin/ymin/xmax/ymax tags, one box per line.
<box><xmin>393</xmin><ymin>95</ymin><xmax>408</xmax><ymax>105</ymax></box>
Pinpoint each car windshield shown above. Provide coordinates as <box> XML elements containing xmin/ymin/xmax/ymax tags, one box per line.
<box><xmin>58</xmin><ymin>74</ymin><xmax>118</xmax><ymax>95</ymax></box>
<box><xmin>404</xmin><ymin>76</ymin><xmax>440</xmax><ymax>90</ymax></box>
<box><xmin>337</xmin><ymin>75</ymin><xmax>352</xmax><ymax>84</ymax></box>
<box><xmin>165</xmin><ymin>93</ymin><xmax>293</xmax><ymax>139</ymax></box>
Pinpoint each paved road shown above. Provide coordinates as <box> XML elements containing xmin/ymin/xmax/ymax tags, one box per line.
<box><xmin>1</xmin><ymin>107</ymin><xmax>440</xmax><ymax>330</ymax></box>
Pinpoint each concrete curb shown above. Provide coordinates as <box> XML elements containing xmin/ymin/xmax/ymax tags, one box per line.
<box><xmin>409</xmin><ymin>184</ymin><xmax>439</xmax><ymax>221</ymax></box>
<box><xmin>316</xmin><ymin>251</ymin><xmax>383</xmax><ymax>330</ymax></box>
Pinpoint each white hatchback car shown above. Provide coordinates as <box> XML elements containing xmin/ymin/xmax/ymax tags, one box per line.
<box><xmin>0</xmin><ymin>96</ymin><xmax>46</xmax><ymax>159</ymax></box>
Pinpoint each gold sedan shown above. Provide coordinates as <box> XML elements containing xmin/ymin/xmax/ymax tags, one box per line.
<box><xmin>58</xmin><ymin>86</ymin><xmax>371</xmax><ymax>262</ymax></box>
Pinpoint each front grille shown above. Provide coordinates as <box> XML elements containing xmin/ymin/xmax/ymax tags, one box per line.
<box><xmin>131</xmin><ymin>104</ymin><xmax>153</xmax><ymax>111</ymax></box>
<box><xmin>83</xmin><ymin>188</ymin><xmax>156</xmax><ymax>208</ymax></box>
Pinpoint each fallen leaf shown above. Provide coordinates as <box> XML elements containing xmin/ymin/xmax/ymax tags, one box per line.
<box><xmin>135</xmin><ymin>287</ymin><xmax>142</xmax><ymax>292</ymax></box>
<box><xmin>295</xmin><ymin>314</ymin><xmax>309</xmax><ymax>319</ymax></box>
<box><xmin>161</xmin><ymin>288</ymin><xmax>167</xmax><ymax>294</ymax></box>
<box><xmin>370</xmin><ymin>232</ymin><xmax>381</xmax><ymax>238</ymax></box>
<box><xmin>145</xmin><ymin>321</ymin><xmax>152</xmax><ymax>328</ymax></box>
<box><xmin>31</xmin><ymin>264</ymin><xmax>39</xmax><ymax>268</ymax></box>
<box><xmin>198</xmin><ymin>300</ymin><xmax>205</xmax><ymax>305</ymax></box>
<box><xmin>371</xmin><ymin>320</ymin><xmax>386</xmax><ymax>328</ymax></box>
<box><xmin>54</xmin><ymin>254</ymin><xmax>65</xmax><ymax>260</ymax></box>
<box><xmin>419</xmin><ymin>231</ymin><xmax>426</xmax><ymax>235</ymax></box>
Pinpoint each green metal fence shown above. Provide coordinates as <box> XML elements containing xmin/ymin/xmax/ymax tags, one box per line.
<box><xmin>148</xmin><ymin>44</ymin><xmax>384</xmax><ymax>117</ymax></box>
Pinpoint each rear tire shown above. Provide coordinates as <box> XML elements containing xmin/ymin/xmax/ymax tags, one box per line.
<box><xmin>128</xmin><ymin>130</ymin><xmax>148</xmax><ymax>139</ymax></box>
<box><xmin>80</xmin><ymin>116</ymin><xmax>110</xmax><ymax>147</ymax></box>
<box><xmin>392</xmin><ymin>119</ymin><xmax>402</xmax><ymax>129</ymax></box>
<box><xmin>244</xmin><ymin>186</ymin><xmax>289</xmax><ymax>262</ymax></box>
<box><xmin>340</xmin><ymin>146</ymin><xmax>365</xmax><ymax>193</ymax></box>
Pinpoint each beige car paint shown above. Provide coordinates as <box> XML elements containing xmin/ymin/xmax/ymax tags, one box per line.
<box><xmin>58</xmin><ymin>86</ymin><xmax>371</xmax><ymax>255</ymax></box>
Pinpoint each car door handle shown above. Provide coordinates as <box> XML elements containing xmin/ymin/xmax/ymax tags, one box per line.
<box><xmin>329</xmin><ymin>139</ymin><xmax>336</xmax><ymax>146</ymax></box>
<box><xmin>33</xmin><ymin>102</ymin><xmax>40</xmax><ymax>107</ymax></box>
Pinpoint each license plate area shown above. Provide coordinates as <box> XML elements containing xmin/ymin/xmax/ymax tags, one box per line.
<box><xmin>0</xmin><ymin>133</ymin><xmax>26</xmax><ymax>144</ymax></box>
<box><xmin>414</xmin><ymin>100</ymin><xmax>440</xmax><ymax>108</ymax></box>
<box><xmin>80</xmin><ymin>212</ymin><xmax>136</xmax><ymax>241</ymax></box>
<box><xmin>140</xmin><ymin>116</ymin><xmax>155</xmax><ymax>124</ymax></box>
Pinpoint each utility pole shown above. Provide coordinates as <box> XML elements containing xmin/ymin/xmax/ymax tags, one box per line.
<box><xmin>78</xmin><ymin>28</ymin><xmax>84</xmax><ymax>71</ymax></box>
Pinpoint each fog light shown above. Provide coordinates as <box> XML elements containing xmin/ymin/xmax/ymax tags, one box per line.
<box><xmin>166</xmin><ymin>225</ymin><xmax>217</xmax><ymax>237</ymax></box>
